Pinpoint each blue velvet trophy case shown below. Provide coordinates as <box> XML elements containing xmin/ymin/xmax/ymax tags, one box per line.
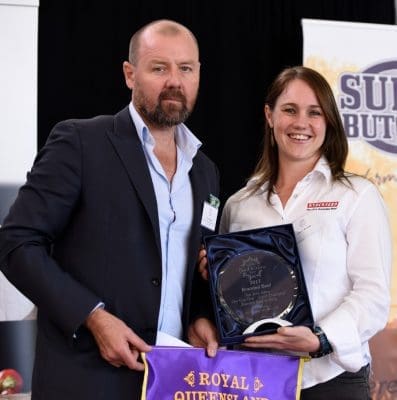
<box><xmin>203</xmin><ymin>224</ymin><xmax>314</xmax><ymax>346</ymax></box>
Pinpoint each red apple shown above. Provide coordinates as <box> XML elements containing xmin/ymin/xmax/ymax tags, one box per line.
<box><xmin>0</xmin><ymin>368</ymin><xmax>23</xmax><ymax>394</ymax></box>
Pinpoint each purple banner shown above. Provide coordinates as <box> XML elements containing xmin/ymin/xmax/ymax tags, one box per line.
<box><xmin>141</xmin><ymin>347</ymin><xmax>304</xmax><ymax>400</ymax></box>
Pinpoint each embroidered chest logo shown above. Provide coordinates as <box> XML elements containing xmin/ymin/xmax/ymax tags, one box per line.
<box><xmin>307</xmin><ymin>201</ymin><xmax>339</xmax><ymax>211</ymax></box>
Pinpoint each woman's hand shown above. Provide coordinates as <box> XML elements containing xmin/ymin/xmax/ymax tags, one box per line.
<box><xmin>197</xmin><ymin>245</ymin><xmax>209</xmax><ymax>280</ymax></box>
<box><xmin>243</xmin><ymin>326</ymin><xmax>320</xmax><ymax>353</ymax></box>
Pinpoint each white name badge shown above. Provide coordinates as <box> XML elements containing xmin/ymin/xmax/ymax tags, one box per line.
<box><xmin>201</xmin><ymin>201</ymin><xmax>219</xmax><ymax>231</ymax></box>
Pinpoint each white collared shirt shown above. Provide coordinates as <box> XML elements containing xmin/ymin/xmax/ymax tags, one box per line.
<box><xmin>129</xmin><ymin>103</ymin><xmax>201</xmax><ymax>340</ymax></box>
<box><xmin>220</xmin><ymin>157</ymin><xmax>392</xmax><ymax>388</ymax></box>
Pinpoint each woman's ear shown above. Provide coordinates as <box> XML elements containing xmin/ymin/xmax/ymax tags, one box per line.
<box><xmin>264</xmin><ymin>104</ymin><xmax>273</xmax><ymax>128</ymax></box>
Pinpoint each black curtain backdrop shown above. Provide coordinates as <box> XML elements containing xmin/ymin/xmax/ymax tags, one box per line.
<box><xmin>38</xmin><ymin>0</ymin><xmax>395</xmax><ymax>203</ymax></box>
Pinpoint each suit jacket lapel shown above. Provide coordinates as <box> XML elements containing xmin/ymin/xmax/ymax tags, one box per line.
<box><xmin>190</xmin><ymin>159</ymin><xmax>207</xmax><ymax>239</ymax></box>
<box><xmin>187</xmin><ymin>155</ymin><xmax>209</xmax><ymax>274</ymax></box>
<box><xmin>106</xmin><ymin>107</ymin><xmax>161</xmax><ymax>253</ymax></box>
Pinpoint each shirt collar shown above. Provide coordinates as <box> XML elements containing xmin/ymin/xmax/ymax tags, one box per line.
<box><xmin>310</xmin><ymin>156</ymin><xmax>332</xmax><ymax>185</ymax></box>
<box><xmin>128</xmin><ymin>102</ymin><xmax>202</xmax><ymax>160</ymax></box>
<box><xmin>246</xmin><ymin>155</ymin><xmax>332</xmax><ymax>193</ymax></box>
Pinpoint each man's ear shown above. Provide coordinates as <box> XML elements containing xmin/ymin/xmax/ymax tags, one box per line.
<box><xmin>123</xmin><ymin>61</ymin><xmax>135</xmax><ymax>90</ymax></box>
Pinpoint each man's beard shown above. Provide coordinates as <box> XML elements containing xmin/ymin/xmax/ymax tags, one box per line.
<box><xmin>135</xmin><ymin>88</ymin><xmax>194</xmax><ymax>128</ymax></box>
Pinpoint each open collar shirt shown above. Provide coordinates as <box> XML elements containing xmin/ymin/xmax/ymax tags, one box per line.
<box><xmin>129</xmin><ymin>103</ymin><xmax>201</xmax><ymax>340</ymax></box>
<box><xmin>220</xmin><ymin>157</ymin><xmax>392</xmax><ymax>388</ymax></box>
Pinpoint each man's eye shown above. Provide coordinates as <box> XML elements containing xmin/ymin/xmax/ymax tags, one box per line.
<box><xmin>153</xmin><ymin>66</ymin><xmax>166</xmax><ymax>72</ymax></box>
<box><xmin>180</xmin><ymin>65</ymin><xmax>193</xmax><ymax>72</ymax></box>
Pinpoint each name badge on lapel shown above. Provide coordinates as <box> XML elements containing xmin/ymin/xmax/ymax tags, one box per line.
<box><xmin>201</xmin><ymin>194</ymin><xmax>220</xmax><ymax>231</ymax></box>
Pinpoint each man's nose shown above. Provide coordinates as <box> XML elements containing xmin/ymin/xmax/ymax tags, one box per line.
<box><xmin>165</xmin><ymin>66</ymin><xmax>182</xmax><ymax>88</ymax></box>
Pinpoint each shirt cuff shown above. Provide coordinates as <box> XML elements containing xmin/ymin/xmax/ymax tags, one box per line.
<box><xmin>72</xmin><ymin>301</ymin><xmax>105</xmax><ymax>339</ymax></box>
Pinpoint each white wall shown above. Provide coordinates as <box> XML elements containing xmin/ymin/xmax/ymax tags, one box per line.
<box><xmin>0</xmin><ymin>0</ymin><xmax>38</xmax><ymax>321</ymax></box>
<box><xmin>0</xmin><ymin>0</ymin><xmax>38</xmax><ymax>184</ymax></box>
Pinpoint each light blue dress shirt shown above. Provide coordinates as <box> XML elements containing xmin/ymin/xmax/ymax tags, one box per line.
<box><xmin>128</xmin><ymin>103</ymin><xmax>201</xmax><ymax>340</ymax></box>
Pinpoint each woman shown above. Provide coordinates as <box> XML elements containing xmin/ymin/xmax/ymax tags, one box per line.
<box><xmin>191</xmin><ymin>66</ymin><xmax>392</xmax><ymax>399</ymax></box>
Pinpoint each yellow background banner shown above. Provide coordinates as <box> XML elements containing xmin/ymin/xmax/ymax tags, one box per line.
<box><xmin>302</xmin><ymin>18</ymin><xmax>397</xmax><ymax>321</ymax></box>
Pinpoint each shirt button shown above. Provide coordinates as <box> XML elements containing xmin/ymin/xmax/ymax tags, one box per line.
<box><xmin>293</xmin><ymin>194</ymin><xmax>299</xmax><ymax>198</ymax></box>
<box><xmin>151</xmin><ymin>278</ymin><xmax>160</xmax><ymax>287</ymax></box>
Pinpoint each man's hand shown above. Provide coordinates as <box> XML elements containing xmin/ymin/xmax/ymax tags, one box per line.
<box><xmin>244</xmin><ymin>326</ymin><xmax>320</xmax><ymax>353</ymax></box>
<box><xmin>188</xmin><ymin>317</ymin><xmax>219</xmax><ymax>357</ymax></box>
<box><xmin>85</xmin><ymin>308</ymin><xmax>152</xmax><ymax>370</ymax></box>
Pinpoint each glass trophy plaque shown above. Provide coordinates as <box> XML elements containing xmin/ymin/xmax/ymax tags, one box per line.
<box><xmin>218</xmin><ymin>250</ymin><xmax>298</xmax><ymax>333</ymax></box>
<box><xmin>204</xmin><ymin>224</ymin><xmax>314</xmax><ymax>345</ymax></box>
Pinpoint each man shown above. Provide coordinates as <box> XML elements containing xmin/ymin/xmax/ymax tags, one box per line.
<box><xmin>0</xmin><ymin>19</ymin><xmax>219</xmax><ymax>399</ymax></box>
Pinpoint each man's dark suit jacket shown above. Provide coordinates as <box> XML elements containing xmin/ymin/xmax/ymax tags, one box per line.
<box><xmin>0</xmin><ymin>107</ymin><xmax>219</xmax><ymax>400</ymax></box>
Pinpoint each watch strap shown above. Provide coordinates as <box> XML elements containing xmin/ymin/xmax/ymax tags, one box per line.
<box><xmin>309</xmin><ymin>326</ymin><xmax>333</xmax><ymax>358</ymax></box>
